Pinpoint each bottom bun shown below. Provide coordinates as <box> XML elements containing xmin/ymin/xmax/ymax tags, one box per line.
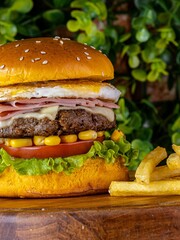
<box><xmin>0</xmin><ymin>157</ymin><xmax>128</xmax><ymax>198</ymax></box>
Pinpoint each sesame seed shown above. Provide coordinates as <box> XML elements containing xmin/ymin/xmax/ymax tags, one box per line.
<box><xmin>76</xmin><ymin>57</ymin><xmax>80</xmax><ymax>61</ymax></box>
<box><xmin>19</xmin><ymin>57</ymin><xmax>24</xmax><ymax>61</ymax></box>
<box><xmin>62</xmin><ymin>38</ymin><xmax>70</xmax><ymax>40</ymax></box>
<box><xmin>54</xmin><ymin>36</ymin><xmax>60</xmax><ymax>39</ymax></box>
<box><xmin>99</xmin><ymin>50</ymin><xmax>102</xmax><ymax>53</ymax></box>
<box><xmin>102</xmin><ymin>71</ymin><xmax>104</xmax><ymax>76</ymax></box>
<box><xmin>15</xmin><ymin>44</ymin><xmax>20</xmax><ymax>47</ymax></box>
<box><xmin>0</xmin><ymin>64</ymin><xmax>5</xmax><ymax>69</ymax></box>
<box><xmin>42</xmin><ymin>60</ymin><xmax>48</xmax><ymax>65</ymax></box>
<box><xmin>36</xmin><ymin>40</ymin><xmax>41</xmax><ymax>43</ymax></box>
<box><xmin>41</xmin><ymin>51</ymin><xmax>46</xmax><ymax>55</ymax></box>
<box><xmin>31</xmin><ymin>59</ymin><xmax>35</xmax><ymax>63</ymax></box>
<box><xmin>87</xmin><ymin>56</ymin><xmax>92</xmax><ymax>60</ymax></box>
<box><xmin>84</xmin><ymin>47</ymin><xmax>87</xmax><ymax>50</ymax></box>
<box><xmin>34</xmin><ymin>58</ymin><xmax>40</xmax><ymax>61</ymax></box>
<box><xmin>53</xmin><ymin>38</ymin><xmax>59</xmax><ymax>41</ymax></box>
<box><xmin>24</xmin><ymin>49</ymin><xmax>30</xmax><ymax>53</ymax></box>
<box><xmin>60</xmin><ymin>40</ymin><xmax>64</xmax><ymax>45</ymax></box>
<box><xmin>84</xmin><ymin>52</ymin><xmax>89</xmax><ymax>56</ymax></box>
<box><xmin>90</xmin><ymin>46</ymin><xmax>95</xmax><ymax>49</ymax></box>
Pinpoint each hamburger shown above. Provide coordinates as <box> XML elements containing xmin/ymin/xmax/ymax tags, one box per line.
<box><xmin>0</xmin><ymin>37</ymin><xmax>131</xmax><ymax>198</ymax></box>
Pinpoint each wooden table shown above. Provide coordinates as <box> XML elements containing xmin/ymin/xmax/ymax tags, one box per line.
<box><xmin>0</xmin><ymin>194</ymin><xmax>180</xmax><ymax>240</ymax></box>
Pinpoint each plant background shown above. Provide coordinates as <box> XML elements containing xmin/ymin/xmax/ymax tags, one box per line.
<box><xmin>0</xmin><ymin>0</ymin><xmax>179</xmax><ymax>169</ymax></box>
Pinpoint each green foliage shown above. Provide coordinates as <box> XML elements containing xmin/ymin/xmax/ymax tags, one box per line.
<box><xmin>0</xmin><ymin>0</ymin><xmax>35</xmax><ymax>43</ymax></box>
<box><xmin>0</xmin><ymin>0</ymin><xmax>69</xmax><ymax>42</ymax></box>
<box><xmin>67</xmin><ymin>0</ymin><xmax>109</xmax><ymax>51</ymax></box>
<box><xmin>121</xmin><ymin>0</ymin><xmax>180</xmax><ymax>83</ymax></box>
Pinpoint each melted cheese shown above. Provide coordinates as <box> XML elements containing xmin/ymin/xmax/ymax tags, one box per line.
<box><xmin>0</xmin><ymin>106</ymin><xmax>114</xmax><ymax>128</ymax></box>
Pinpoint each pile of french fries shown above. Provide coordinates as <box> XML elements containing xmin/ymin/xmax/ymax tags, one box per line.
<box><xmin>109</xmin><ymin>144</ymin><xmax>180</xmax><ymax>196</ymax></box>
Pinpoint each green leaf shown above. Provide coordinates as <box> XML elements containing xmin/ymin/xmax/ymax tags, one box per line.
<box><xmin>128</xmin><ymin>44</ymin><xmax>141</xmax><ymax>56</ymax></box>
<box><xmin>130</xmin><ymin>139</ymin><xmax>153</xmax><ymax>169</ymax></box>
<box><xmin>104</xmin><ymin>26</ymin><xmax>118</xmax><ymax>44</ymax></box>
<box><xmin>0</xmin><ymin>22</ymin><xmax>17</xmax><ymax>37</ymax></box>
<box><xmin>67</xmin><ymin>20</ymin><xmax>80</xmax><ymax>32</ymax></box>
<box><xmin>0</xmin><ymin>9</ymin><xmax>11</xmax><ymax>21</ymax></box>
<box><xmin>155</xmin><ymin>38</ymin><xmax>168</xmax><ymax>50</ymax></box>
<box><xmin>121</xmin><ymin>45</ymin><xmax>129</xmax><ymax>58</ymax></box>
<box><xmin>132</xmin><ymin>69</ymin><xmax>147</xmax><ymax>81</ymax></box>
<box><xmin>118</xmin><ymin>98</ymin><xmax>130</xmax><ymax>120</ymax></box>
<box><xmin>129</xmin><ymin>112</ymin><xmax>142</xmax><ymax>130</ymax></box>
<box><xmin>171</xmin><ymin>117</ymin><xmax>180</xmax><ymax>132</ymax></box>
<box><xmin>53</xmin><ymin>0</ymin><xmax>71</xmax><ymax>8</ymax></box>
<box><xmin>158</xmin><ymin>13</ymin><xmax>170</xmax><ymax>24</ymax></box>
<box><xmin>136</xmin><ymin>128</ymin><xmax>153</xmax><ymax>141</ymax></box>
<box><xmin>160</xmin><ymin>28</ymin><xmax>176</xmax><ymax>41</ymax></box>
<box><xmin>132</xmin><ymin>17</ymin><xmax>146</xmax><ymax>29</ymax></box>
<box><xmin>71</xmin><ymin>10</ymin><xmax>91</xmax><ymax>29</ymax></box>
<box><xmin>119</xmin><ymin>32</ymin><xmax>131</xmax><ymax>43</ymax></box>
<box><xmin>43</xmin><ymin>9</ymin><xmax>64</xmax><ymax>24</ymax></box>
<box><xmin>128</xmin><ymin>55</ymin><xmax>140</xmax><ymax>68</ymax></box>
<box><xmin>17</xmin><ymin>24</ymin><xmax>40</xmax><ymax>37</ymax></box>
<box><xmin>0</xmin><ymin>34</ymin><xmax>7</xmax><ymax>44</ymax></box>
<box><xmin>84</xmin><ymin>2</ymin><xmax>100</xmax><ymax>19</ymax></box>
<box><xmin>141</xmin><ymin>8</ymin><xmax>157</xmax><ymax>25</ymax></box>
<box><xmin>94</xmin><ymin>2</ymin><xmax>107</xmax><ymax>20</ymax></box>
<box><xmin>136</xmin><ymin>28</ymin><xmax>150</xmax><ymax>42</ymax></box>
<box><xmin>141</xmin><ymin>48</ymin><xmax>157</xmax><ymax>63</ymax></box>
<box><xmin>176</xmin><ymin>52</ymin><xmax>180</xmax><ymax>65</ymax></box>
<box><xmin>10</xmin><ymin>0</ymin><xmax>33</xmax><ymax>13</ymax></box>
<box><xmin>147</xmin><ymin>70</ymin><xmax>159</xmax><ymax>81</ymax></box>
<box><xmin>134</xmin><ymin>0</ymin><xmax>152</xmax><ymax>9</ymax></box>
<box><xmin>70</xmin><ymin>0</ymin><xmax>84</xmax><ymax>8</ymax></box>
<box><xmin>172</xmin><ymin>132</ymin><xmax>180</xmax><ymax>145</ymax></box>
<box><xmin>118</xmin><ymin>124</ymin><xmax>133</xmax><ymax>134</ymax></box>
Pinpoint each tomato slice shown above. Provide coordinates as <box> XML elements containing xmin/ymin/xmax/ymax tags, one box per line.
<box><xmin>0</xmin><ymin>137</ymin><xmax>104</xmax><ymax>159</ymax></box>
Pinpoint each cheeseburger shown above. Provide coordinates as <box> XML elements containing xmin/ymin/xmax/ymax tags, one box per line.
<box><xmin>0</xmin><ymin>37</ymin><xmax>130</xmax><ymax>198</ymax></box>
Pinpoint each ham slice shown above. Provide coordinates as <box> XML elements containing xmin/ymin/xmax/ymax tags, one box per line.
<box><xmin>0</xmin><ymin>98</ymin><xmax>119</xmax><ymax>120</ymax></box>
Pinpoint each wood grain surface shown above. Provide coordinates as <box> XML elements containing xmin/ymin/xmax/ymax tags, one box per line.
<box><xmin>0</xmin><ymin>194</ymin><xmax>180</xmax><ymax>240</ymax></box>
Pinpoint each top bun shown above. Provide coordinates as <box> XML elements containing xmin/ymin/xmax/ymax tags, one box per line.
<box><xmin>0</xmin><ymin>37</ymin><xmax>114</xmax><ymax>87</ymax></box>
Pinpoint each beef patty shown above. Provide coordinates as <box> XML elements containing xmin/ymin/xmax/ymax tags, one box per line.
<box><xmin>0</xmin><ymin>109</ymin><xmax>116</xmax><ymax>138</ymax></box>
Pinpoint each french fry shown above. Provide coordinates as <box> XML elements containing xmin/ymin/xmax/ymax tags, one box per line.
<box><xmin>109</xmin><ymin>180</ymin><xmax>180</xmax><ymax>196</ymax></box>
<box><xmin>172</xmin><ymin>144</ymin><xmax>180</xmax><ymax>156</ymax></box>
<box><xmin>166</xmin><ymin>153</ymin><xmax>180</xmax><ymax>170</ymax></box>
<box><xmin>135</xmin><ymin>146</ymin><xmax>167</xmax><ymax>184</ymax></box>
<box><xmin>151</xmin><ymin>165</ymin><xmax>180</xmax><ymax>181</ymax></box>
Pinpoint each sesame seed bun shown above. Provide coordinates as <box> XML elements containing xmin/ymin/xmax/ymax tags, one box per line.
<box><xmin>0</xmin><ymin>37</ymin><xmax>114</xmax><ymax>87</ymax></box>
<box><xmin>0</xmin><ymin>157</ymin><xmax>128</xmax><ymax>198</ymax></box>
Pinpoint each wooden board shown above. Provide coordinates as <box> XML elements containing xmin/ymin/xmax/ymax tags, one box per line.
<box><xmin>0</xmin><ymin>194</ymin><xmax>180</xmax><ymax>240</ymax></box>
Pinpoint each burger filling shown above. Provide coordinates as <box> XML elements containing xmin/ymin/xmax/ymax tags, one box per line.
<box><xmin>0</xmin><ymin>108</ymin><xmax>115</xmax><ymax>138</ymax></box>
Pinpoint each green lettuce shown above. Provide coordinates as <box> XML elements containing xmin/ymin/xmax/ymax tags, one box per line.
<box><xmin>0</xmin><ymin>137</ymin><xmax>138</xmax><ymax>176</ymax></box>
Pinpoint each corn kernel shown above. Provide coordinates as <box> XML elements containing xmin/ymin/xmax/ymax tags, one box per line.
<box><xmin>78</xmin><ymin>130</ymin><xmax>97</xmax><ymax>141</ymax></box>
<box><xmin>33</xmin><ymin>136</ymin><xmax>45</xmax><ymax>146</ymax></box>
<box><xmin>61</xmin><ymin>134</ymin><xmax>77</xmax><ymax>143</ymax></box>
<box><xmin>111</xmin><ymin>130</ymin><xmax>124</xmax><ymax>142</ymax></box>
<box><xmin>10</xmin><ymin>138</ymin><xmax>33</xmax><ymax>148</ymax></box>
<box><xmin>44</xmin><ymin>136</ymin><xmax>61</xmax><ymax>146</ymax></box>
<box><xmin>97</xmin><ymin>131</ymin><xmax>104</xmax><ymax>137</ymax></box>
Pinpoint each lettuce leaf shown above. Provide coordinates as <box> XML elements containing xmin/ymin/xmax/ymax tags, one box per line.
<box><xmin>0</xmin><ymin>137</ymin><xmax>138</xmax><ymax>176</ymax></box>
